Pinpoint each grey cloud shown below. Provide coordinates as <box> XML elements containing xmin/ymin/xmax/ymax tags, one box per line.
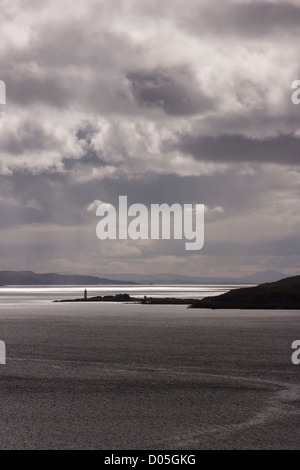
<box><xmin>76</xmin><ymin>123</ymin><xmax>98</xmax><ymax>144</ymax></box>
<box><xmin>0</xmin><ymin>120</ymin><xmax>59</xmax><ymax>154</ymax></box>
<box><xmin>0</xmin><ymin>169</ymin><xmax>265</xmax><ymax>231</ymax></box>
<box><xmin>62</xmin><ymin>151</ymin><xmax>106</xmax><ymax>171</ymax></box>
<box><xmin>0</xmin><ymin>172</ymin><xmax>85</xmax><ymax>228</ymax></box>
<box><xmin>127</xmin><ymin>68</ymin><xmax>214</xmax><ymax>116</ymax></box>
<box><xmin>1</xmin><ymin>30</ymin><xmax>136</xmax><ymax>112</ymax></box>
<box><xmin>0</xmin><ymin>202</ymin><xmax>42</xmax><ymax>230</ymax></box>
<box><xmin>180</xmin><ymin>1</ymin><xmax>300</xmax><ymax>39</ymax></box>
<box><xmin>34</xmin><ymin>21</ymin><xmax>138</xmax><ymax>70</ymax></box>
<box><xmin>70</xmin><ymin>168</ymin><xmax>279</xmax><ymax>220</ymax></box>
<box><xmin>63</xmin><ymin>122</ymin><xmax>106</xmax><ymax>170</ymax></box>
<box><xmin>6</xmin><ymin>74</ymin><xmax>72</xmax><ymax>108</ymax></box>
<box><xmin>197</xmin><ymin>237</ymin><xmax>300</xmax><ymax>257</ymax></box>
<box><xmin>179</xmin><ymin>134</ymin><xmax>300</xmax><ymax>165</ymax></box>
<box><xmin>0</xmin><ymin>0</ymin><xmax>299</xmax><ymax>275</ymax></box>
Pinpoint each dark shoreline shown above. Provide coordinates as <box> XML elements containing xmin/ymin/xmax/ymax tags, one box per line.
<box><xmin>191</xmin><ymin>275</ymin><xmax>300</xmax><ymax>309</ymax></box>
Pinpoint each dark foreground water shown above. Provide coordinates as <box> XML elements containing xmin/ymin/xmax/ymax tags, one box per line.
<box><xmin>0</xmin><ymin>286</ymin><xmax>299</xmax><ymax>449</ymax></box>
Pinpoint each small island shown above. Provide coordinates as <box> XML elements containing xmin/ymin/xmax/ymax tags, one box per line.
<box><xmin>55</xmin><ymin>292</ymin><xmax>200</xmax><ymax>305</ymax></box>
<box><xmin>54</xmin><ymin>275</ymin><xmax>300</xmax><ymax>309</ymax></box>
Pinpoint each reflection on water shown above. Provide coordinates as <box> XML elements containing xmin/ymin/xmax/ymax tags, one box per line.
<box><xmin>0</xmin><ymin>284</ymin><xmax>253</xmax><ymax>306</ymax></box>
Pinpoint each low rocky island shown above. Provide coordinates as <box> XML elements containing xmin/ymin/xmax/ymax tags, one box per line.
<box><xmin>55</xmin><ymin>293</ymin><xmax>200</xmax><ymax>305</ymax></box>
<box><xmin>190</xmin><ymin>275</ymin><xmax>300</xmax><ymax>309</ymax></box>
<box><xmin>54</xmin><ymin>275</ymin><xmax>300</xmax><ymax>309</ymax></box>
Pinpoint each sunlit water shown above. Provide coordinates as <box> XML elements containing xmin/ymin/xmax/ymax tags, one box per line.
<box><xmin>0</xmin><ymin>284</ymin><xmax>249</xmax><ymax>306</ymax></box>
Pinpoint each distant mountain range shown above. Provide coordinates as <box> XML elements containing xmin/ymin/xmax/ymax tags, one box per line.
<box><xmin>0</xmin><ymin>269</ymin><xmax>293</xmax><ymax>286</ymax></box>
<box><xmin>0</xmin><ymin>271</ymin><xmax>137</xmax><ymax>285</ymax></box>
<box><xmin>96</xmin><ymin>270</ymin><xmax>292</xmax><ymax>285</ymax></box>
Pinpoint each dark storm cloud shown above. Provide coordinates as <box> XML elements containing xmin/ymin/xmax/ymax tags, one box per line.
<box><xmin>179</xmin><ymin>134</ymin><xmax>300</xmax><ymax>165</ymax></box>
<box><xmin>62</xmin><ymin>150</ymin><xmax>106</xmax><ymax>171</ymax></box>
<box><xmin>76</xmin><ymin>123</ymin><xmax>97</xmax><ymax>144</ymax></box>
<box><xmin>180</xmin><ymin>1</ymin><xmax>300</xmax><ymax>39</ymax></box>
<box><xmin>127</xmin><ymin>68</ymin><xmax>214</xmax><ymax>116</ymax></box>
<box><xmin>63</xmin><ymin>122</ymin><xmax>107</xmax><ymax>170</ymax></box>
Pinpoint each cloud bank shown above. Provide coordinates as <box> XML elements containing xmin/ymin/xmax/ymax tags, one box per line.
<box><xmin>0</xmin><ymin>0</ymin><xmax>299</xmax><ymax>277</ymax></box>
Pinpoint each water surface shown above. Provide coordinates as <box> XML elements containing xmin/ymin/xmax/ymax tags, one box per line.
<box><xmin>0</xmin><ymin>286</ymin><xmax>299</xmax><ymax>449</ymax></box>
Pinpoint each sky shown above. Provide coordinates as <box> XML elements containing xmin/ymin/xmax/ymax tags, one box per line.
<box><xmin>0</xmin><ymin>0</ymin><xmax>300</xmax><ymax>278</ymax></box>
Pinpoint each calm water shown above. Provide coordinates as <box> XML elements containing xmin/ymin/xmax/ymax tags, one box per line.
<box><xmin>0</xmin><ymin>285</ymin><xmax>299</xmax><ymax>449</ymax></box>
<box><xmin>0</xmin><ymin>284</ymin><xmax>248</xmax><ymax>305</ymax></box>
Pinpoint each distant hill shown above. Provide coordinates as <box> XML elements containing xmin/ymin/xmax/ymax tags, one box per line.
<box><xmin>237</xmin><ymin>270</ymin><xmax>290</xmax><ymax>284</ymax></box>
<box><xmin>0</xmin><ymin>271</ymin><xmax>137</xmax><ymax>286</ymax></box>
<box><xmin>191</xmin><ymin>275</ymin><xmax>300</xmax><ymax>309</ymax></box>
<box><xmin>97</xmin><ymin>270</ymin><xmax>291</xmax><ymax>285</ymax></box>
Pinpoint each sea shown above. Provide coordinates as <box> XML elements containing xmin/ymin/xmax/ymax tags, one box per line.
<box><xmin>0</xmin><ymin>284</ymin><xmax>300</xmax><ymax>450</ymax></box>
<box><xmin>0</xmin><ymin>283</ymin><xmax>244</xmax><ymax>304</ymax></box>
